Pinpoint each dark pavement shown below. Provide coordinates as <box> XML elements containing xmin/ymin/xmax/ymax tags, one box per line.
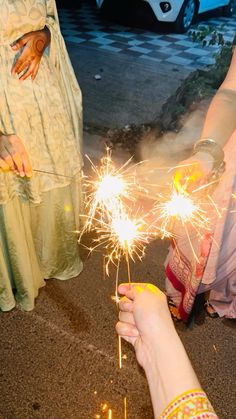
<box><xmin>0</xmin><ymin>2</ymin><xmax>236</xmax><ymax>419</ymax></box>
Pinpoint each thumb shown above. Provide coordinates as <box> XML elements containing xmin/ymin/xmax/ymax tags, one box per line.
<box><xmin>11</xmin><ymin>33</ymin><xmax>32</xmax><ymax>50</ymax></box>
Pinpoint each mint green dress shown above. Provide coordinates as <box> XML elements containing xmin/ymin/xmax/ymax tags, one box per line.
<box><xmin>0</xmin><ymin>0</ymin><xmax>83</xmax><ymax>311</ymax></box>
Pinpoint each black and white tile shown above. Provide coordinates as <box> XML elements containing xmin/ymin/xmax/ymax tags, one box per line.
<box><xmin>58</xmin><ymin>2</ymin><xmax>236</xmax><ymax>70</ymax></box>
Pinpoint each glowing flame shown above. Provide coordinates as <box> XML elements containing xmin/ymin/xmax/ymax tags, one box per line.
<box><xmin>163</xmin><ymin>190</ymin><xmax>196</xmax><ymax>221</ymax></box>
<box><xmin>81</xmin><ymin>148</ymin><xmax>138</xmax><ymax>233</ymax></box>
<box><xmin>95</xmin><ymin>174</ymin><xmax>125</xmax><ymax>203</ymax></box>
<box><xmin>112</xmin><ymin>217</ymin><xmax>138</xmax><ymax>249</ymax></box>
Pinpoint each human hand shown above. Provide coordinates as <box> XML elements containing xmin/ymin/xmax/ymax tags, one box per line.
<box><xmin>11</xmin><ymin>26</ymin><xmax>51</xmax><ymax>81</ymax></box>
<box><xmin>116</xmin><ymin>283</ymin><xmax>174</xmax><ymax>369</ymax></box>
<box><xmin>0</xmin><ymin>134</ymin><xmax>32</xmax><ymax>177</ymax></box>
<box><xmin>173</xmin><ymin>151</ymin><xmax>214</xmax><ymax>193</ymax></box>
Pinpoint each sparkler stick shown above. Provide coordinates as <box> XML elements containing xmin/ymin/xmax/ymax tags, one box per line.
<box><xmin>33</xmin><ymin>169</ymin><xmax>74</xmax><ymax>179</ymax></box>
<box><xmin>114</xmin><ymin>259</ymin><xmax>123</xmax><ymax>370</ymax></box>
<box><xmin>124</xmin><ymin>397</ymin><xmax>127</xmax><ymax>419</ymax></box>
<box><xmin>125</xmin><ymin>245</ymin><xmax>131</xmax><ymax>285</ymax></box>
<box><xmin>80</xmin><ymin>150</ymin><xmax>155</xmax><ymax>376</ymax></box>
<box><xmin>118</xmin><ymin>335</ymin><xmax>122</xmax><ymax>369</ymax></box>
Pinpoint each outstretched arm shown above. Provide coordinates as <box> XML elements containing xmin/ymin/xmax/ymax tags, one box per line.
<box><xmin>174</xmin><ymin>48</ymin><xmax>236</xmax><ymax>192</ymax></box>
<box><xmin>201</xmin><ymin>48</ymin><xmax>236</xmax><ymax>148</ymax></box>
<box><xmin>116</xmin><ymin>283</ymin><xmax>201</xmax><ymax>417</ymax></box>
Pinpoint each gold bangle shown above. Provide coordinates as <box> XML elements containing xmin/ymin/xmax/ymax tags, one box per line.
<box><xmin>193</xmin><ymin>138</ymin><xmax>224</xmax><ymax>170</ymax></box>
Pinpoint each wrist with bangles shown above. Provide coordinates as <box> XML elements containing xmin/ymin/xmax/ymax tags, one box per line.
<box><xmin>193</xmin><ymin>138</ymin><xmax>225</xmax><ymax>179</ymax></box>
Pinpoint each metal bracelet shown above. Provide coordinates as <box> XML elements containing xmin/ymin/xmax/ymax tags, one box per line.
<box><xmin>193</xmin><ymin>138</ymin><xmax>225</xmax><ymax>170</ymax></box>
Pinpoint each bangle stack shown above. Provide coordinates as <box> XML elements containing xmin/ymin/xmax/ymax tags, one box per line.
<box><xmin>193</xmin><ymin>138</ymin><xmax>225</xmax><ymax>179</ymax></box>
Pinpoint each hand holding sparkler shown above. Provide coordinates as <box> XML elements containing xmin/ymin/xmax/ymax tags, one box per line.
<box><xmin>115</xmin><ymin>283</ymin><xmax>213</xmax><ymax>419</ymax></box>
<box><xmin>0</xmin><ymin>134</ymin><xmax>32</xmax><ymax>177</ymax></box>
<box><xmin>116</xmin><ymin>283</ymin><xmax>174</xmax><ymax>369</ymax></box>
<box><xmin>173</xmin><ymin>151</ymin><xmax>214</xmax><ymax>193</ymax></box>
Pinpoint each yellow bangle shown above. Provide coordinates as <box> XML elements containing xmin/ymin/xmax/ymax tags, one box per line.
<box><xmin>159</xmin><ymin>388</ymin><xmax>218</xmax><ymax>418</ymax></box>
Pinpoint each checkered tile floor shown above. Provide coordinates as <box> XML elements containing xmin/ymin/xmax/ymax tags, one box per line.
<box><xmin>58</xmin><ymin>2</ymin><xmax>236</xmax><ymax>70</ymax></box>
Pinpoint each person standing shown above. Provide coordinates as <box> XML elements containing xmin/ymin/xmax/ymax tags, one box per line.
<box><xmin>165</xmin><ymin>46</ymin><xmax>236</xmax><ymax>321</ymax></box>
<box><xmin>0</xmin><ymin>0</ymin><xmax>83</xmax><ymax>311</ymax></box>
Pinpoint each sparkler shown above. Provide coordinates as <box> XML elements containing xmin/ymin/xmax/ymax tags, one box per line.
<box><xmin>92</xmin><ymin>210</ymin><xmax>151</xmax><ymax>276</ymax></box>
<box><xmin>152</xmin><ymin>183</ymin><xmax>212</xmax><ymax>264</ymax></box>
<box><xmin>80</xmin><ymin>148</ymin><xmax>154</xmax><ymax>377</ymax></box>
<box><xmin>154</xmin><ymin>188</ymin><xmax>210</xmax><ymax>240</ymax></box>
<box><xmin>81</xmin><ymin>147</ymin><xmax>141</xmax><ymax>234</ymax></box>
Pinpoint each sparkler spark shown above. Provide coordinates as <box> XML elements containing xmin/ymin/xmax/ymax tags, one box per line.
<box><xmin>93</xmin><ymin>211</ymin><xmax>151</xmax><ymax>276</ymax></box>
<box><xmin>163</xmin><ymin>190</ymin><xmax>196</xmax><ymax>220</ymax></box>
<box><xmin>80</xmin><ymin>148</ymin><xmax>155</xmax><ymax>372</ymax></box>
<box><xmin>81</xmin><ymin>148</ymin><xmax>140</xmax><ymax>234</ymax></box>
<box><xmin>80</xmin><ymin>148</ymin><xmax>155</xmax><ymax>275</ymax></box>
<box><xmin>154</xmin><ymin>188</ymin><xmax>210</xmax><ymax>240</ymax></box>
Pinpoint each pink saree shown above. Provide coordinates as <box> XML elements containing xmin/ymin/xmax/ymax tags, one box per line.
<box><xmin>165</xmin><ymin>130</ymin><xmax>236</xmax><ymax>321</ymax></box>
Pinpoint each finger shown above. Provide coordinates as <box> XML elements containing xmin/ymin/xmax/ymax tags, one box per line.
<box><xmin>0</xmin><ymin>158</ymin><xmax>10</xmax><ymax>172</ymax></box>
<box><xmin>119</xmin><ymin>283</ymin><xmax>162</xmax><ymax>302</ymax></box>
<box><xmin>12</xmin><ymin>58</ymin><xmax>29</xmax><ymax>75</ymax></box>
<box><xmin>31</xmin><ymin>62</ymin><xmax>40</xmax><ymax>81</ymax></box>
<box><xmin>118</xmin><ymin>283</ymin><xmax>137</xmax><ymax>300</ymax></box>
<box><xmin>119</xmin><ymin>297</ymin><xmax>134</xmax><ymax>313</ymax></box>
<box><xmin>120</xmin><ymin>335</ymin><xmax>137</xmax><ymax>346</ymax></box>
<box><xmin>119</xmin><ymin>311</ymin><xmax>135</xmax><ymax>325</ymax></box>
<box><xmin>4</xmin><ymin>141</ymin><xmax>24</xmax><ymax>176</ymax></box>
<box><xmin>8</xmin><ymin>136</ymin><xmax>32</xmax><ymax>177</ymax></box>
<box><xmin>116</xmin><ymin>321</ymin><xmax>139</xmax><ymax>338</ymax></box>
<box><xmin>118</xmin><ymin>283</ymin><xmax>150</xmax><ymax>301</ymax></box>
<box><xmin>10</xmin><ymin>33</ymin><xmax>32</xmax><ymax>50</ymax></box>
<box><xmin>21</xmin><ymin>151</ymin><xmax>32</xmax><ymax>177</ymax></box>
<box><xmin>19</xmin><ymin>62</ymin><xmax>35</xmax><ymax>81</ymax></box>
<box><xmin>4</xmin><ymin>154</ymin><xmax>16</xmax><ymax>172</ymax></box>
<box><xmin>11</xmin><ymin>153</ymin><xmax>25</xmax><ymax>176</ymax></box>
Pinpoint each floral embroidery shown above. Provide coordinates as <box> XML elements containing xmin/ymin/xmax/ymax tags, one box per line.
<box><xmin>160</xmin><ymin>388</ymin><xmax>218</xmax><ymax>419</ymax></box>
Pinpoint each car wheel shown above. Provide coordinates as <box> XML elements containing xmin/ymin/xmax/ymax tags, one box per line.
<box><xmin>175</xmin><ymin>0</ymin><xmax>197</xmax><ymax>33</ymax></box>
<box><xmin>222</xmin><ymin>0</ymin><xmax>234</xmax><ymax>17</ymax></box>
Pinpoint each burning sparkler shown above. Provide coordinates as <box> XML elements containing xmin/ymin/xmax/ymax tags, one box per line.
<box><xmin>152</xmin><ymin>184</ymin><xmax>211</xmax><ymax>263</ymax></box>
<box><xmin>92</xmin><ymin>209</ymin><xmax>151</xmax><ymax>277</ymax></box>
<box><xmin>81</xmin><ymin>147</ymin><xmax>143</xmax><ymax>234</ymax></box>
<box><xmin>80</xmin><ymin>148</ymin><xmax>155</xmax><ymax>376</ymax></box>
<box><xmin>155</xmin><ymin>188</ymin><xmax>209</xmax><ymax>237</ymax></box>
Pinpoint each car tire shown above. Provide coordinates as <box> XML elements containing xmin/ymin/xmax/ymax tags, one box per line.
<box><xmin>175</xmin><ymin>0</ymin><xmax>198</xmax><ymax>33</ymax></box>
<box><xmin>222</xmin><ymin>0</ymin><xmax>234</xmax><ymax>17</ymax></box>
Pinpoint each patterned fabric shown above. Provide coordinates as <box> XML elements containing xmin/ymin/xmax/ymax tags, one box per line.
<box><xmin>165</xmin><ymin>130</ymin><xmax>236</xmax><ymax>320</ymax></box>
<box><xmin>160</xmin><ymin>388</ymin><xmax>218</xmax><ymax>419</ymax></box>
<box><xmin>0</xmin><ymin>0</ymin><xmax>83</xmax><ymax>311</ymax></box>
<box><xmin>0</xmin><ymin>0</ymin><xmax>83</xmax><ymax>204</ymax></box>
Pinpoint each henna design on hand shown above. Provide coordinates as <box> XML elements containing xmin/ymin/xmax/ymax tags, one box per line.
<box><xmin>11</xmin><ymin>27</ymin><xmax>51</xmax><ymax>80</ymax></box>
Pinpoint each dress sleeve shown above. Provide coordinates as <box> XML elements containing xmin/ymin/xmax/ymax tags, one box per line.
<box><xmin>44</xmin><ymin>0</ymin><xmax>83</xmax><ymax>157</ymax></box>
<box><xmin>159</xmin><ymin>388</ymin><xmax>218</xmax><ymax>419</ymax></box>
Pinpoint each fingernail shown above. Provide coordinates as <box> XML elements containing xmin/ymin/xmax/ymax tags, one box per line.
<box><xmin>20</xmin><ymin>172</ymin><xmax>25</xmax><ymax>177</ymax></box>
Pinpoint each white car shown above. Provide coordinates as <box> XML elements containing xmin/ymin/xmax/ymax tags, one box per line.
<box><xmin>96</xmin><ymin>0</ymin><xmax>234</xmax><ymax>33</ymax></box>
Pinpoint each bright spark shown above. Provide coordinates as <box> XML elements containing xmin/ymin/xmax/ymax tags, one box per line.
<box><xmin>92</xmin><ymin>210</ymin><xmax>151</xmax><ymax>275</ymax></box>
<box><xmin>154</xmin><ymin>188</ymin><xmax>210</xmax><ymax>240</ymax></box>
<box><xmin>163</xmin><ymin>190</ymin><xmax>197</xmax><ymax>220</ymax></box>
<box><xmin>81</xmin><ymin>148</ymin><xmax>140</xmax><ymax>233</ymax></box>
<box><xmin>112</xmin><ymin>217</ymin><xmax>139</xmax><ymax>249</ymax></box>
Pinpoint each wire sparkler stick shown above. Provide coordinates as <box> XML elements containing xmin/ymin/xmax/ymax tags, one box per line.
<box><xmin>80</xmin><ymin>149</ymin><xmax>155</xmax><ymax>377</ymax></box>
<box><xmin>124</xmin><ymin>397</ymin><xmax>127</xmax><ymax>419</ymax></box>
<box><xmin>33</xmin><ymin>169</ymin><xmax>74</xmax><ymax>179</ymax></box>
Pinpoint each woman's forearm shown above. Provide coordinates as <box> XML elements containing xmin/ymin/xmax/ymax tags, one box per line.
<box><xmin>200</xmin><ymin>48</ymin><xmax>236</xmax><ymax>148</ymax></box>
<box><xmin>143</xmin><ymin>327</ymin><xmax>200</xmax><ymax>418</ymax></box>
<box><xmin>201</xmin><ymin>88</ymin><xmax>236</xmax><ymax>148</ymax></box>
